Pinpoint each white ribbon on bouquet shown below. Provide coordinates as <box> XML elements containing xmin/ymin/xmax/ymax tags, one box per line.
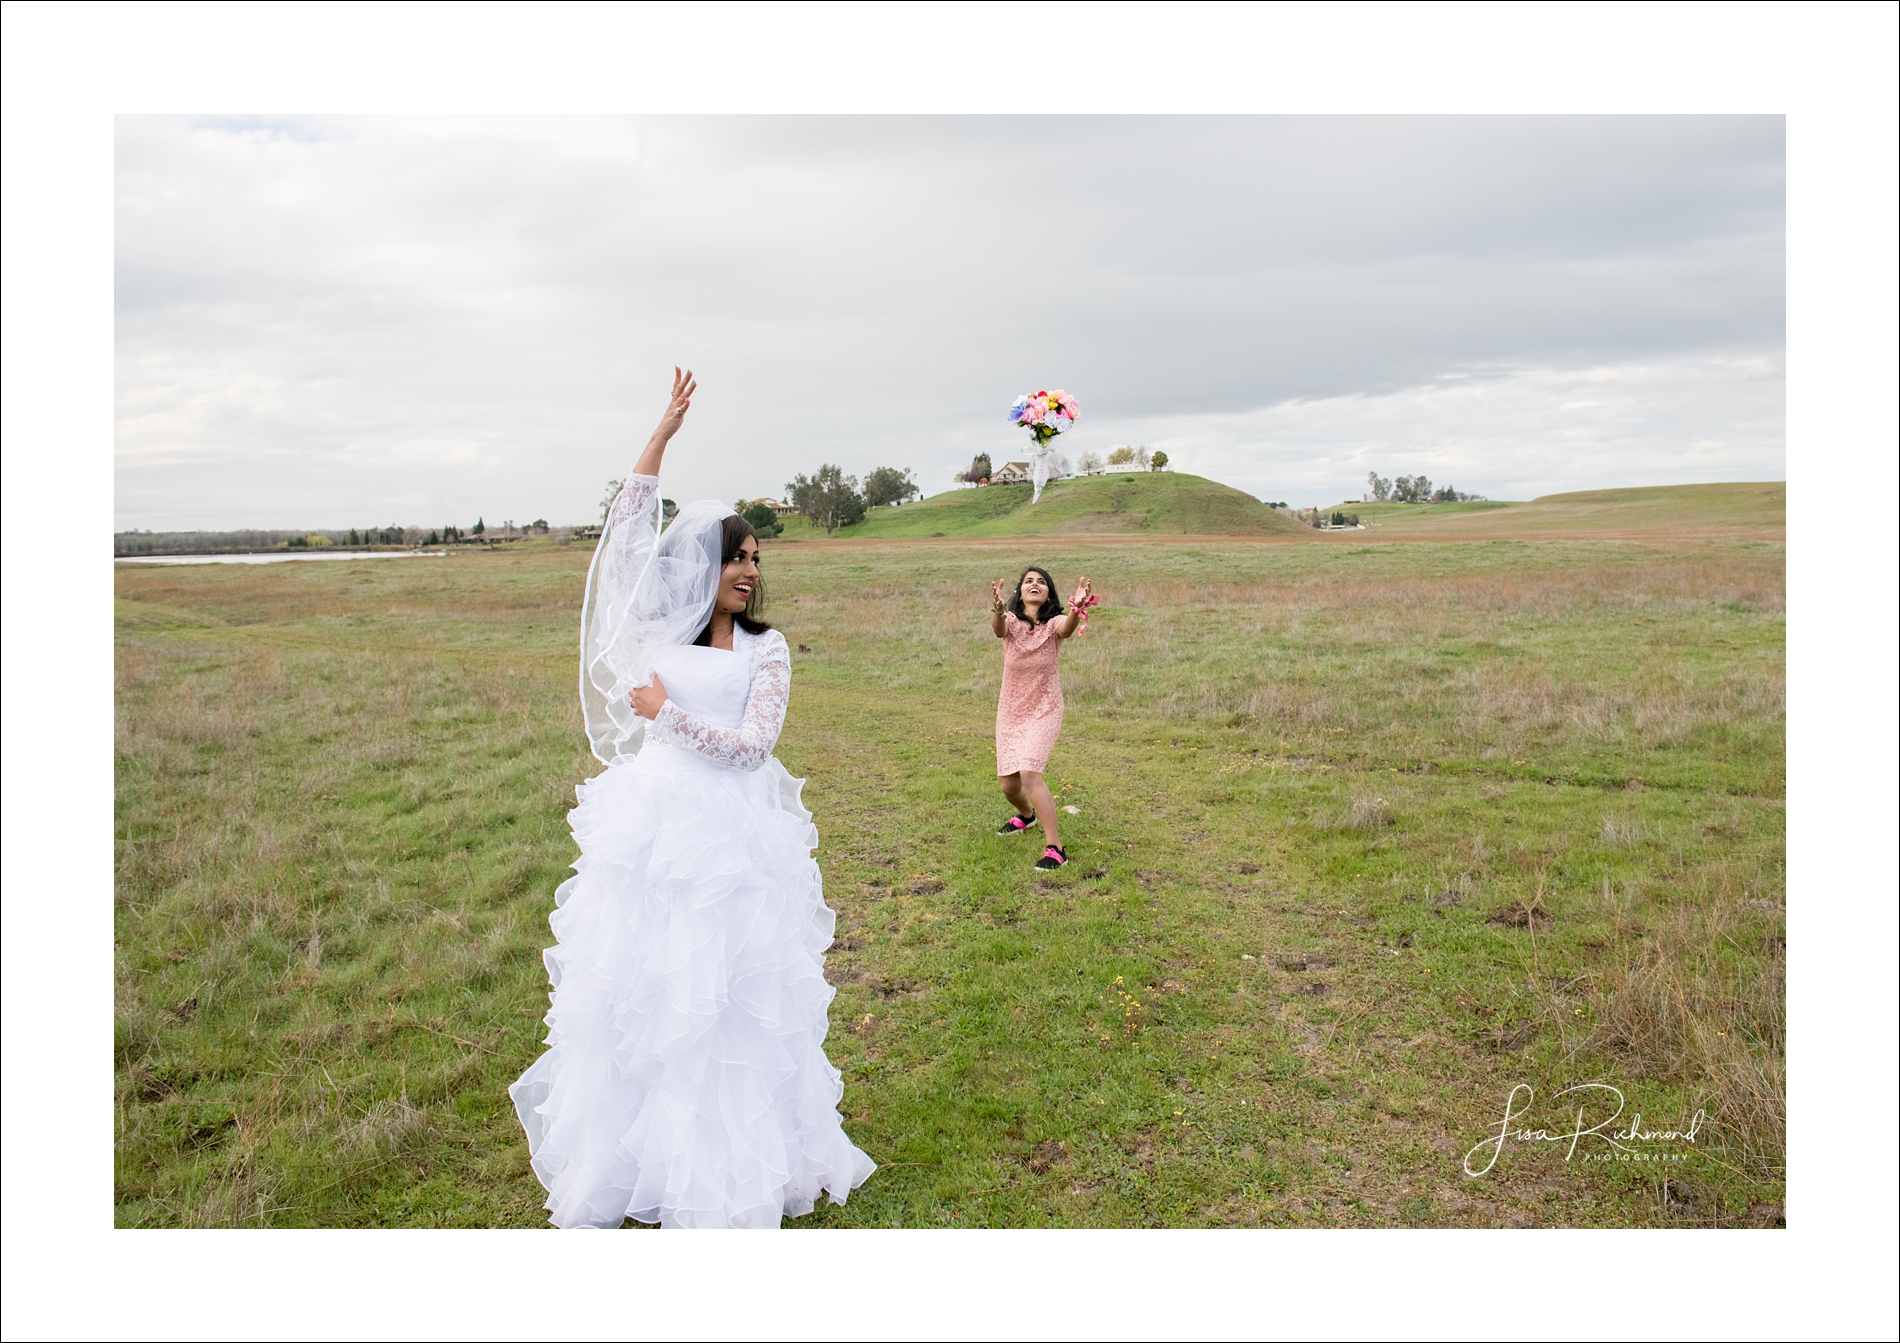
<box><xmin>1029</xmin><ymin>442</ymin><xmax>1061</xmax><ymax>504</ymax></box>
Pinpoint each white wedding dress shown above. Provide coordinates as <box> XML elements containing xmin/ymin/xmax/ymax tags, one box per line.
<box><xmin>509</xmin><ymin>477</ymin><xmax>874</xmax><ymax>1229</ymax></box>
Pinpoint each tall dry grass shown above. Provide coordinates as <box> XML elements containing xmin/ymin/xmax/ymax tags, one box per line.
<box><xmin>1584</xmin><ymin>874</ymin><xmax>1786</xmax><ymax>1176</ymax></box>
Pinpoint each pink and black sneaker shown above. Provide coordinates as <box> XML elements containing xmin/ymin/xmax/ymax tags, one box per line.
<box><xmin>997</xmin><ymin>811</ymin><xmax>1037</xmax><ymax>835</ymax></box>
<box><xmin>1034</xmin><ymin>844</ymin><xmax>1067</xmax><ymax>870</ymax></box>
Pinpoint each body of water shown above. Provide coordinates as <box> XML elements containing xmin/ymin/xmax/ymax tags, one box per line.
<box><xmin>115</xmin><ymin>551</ymin><xmax>450</xmax><ymax>566</ymax></box>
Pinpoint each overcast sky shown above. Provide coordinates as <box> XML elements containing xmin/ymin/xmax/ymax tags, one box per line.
<box><xmin>114</xmin><ymin>115</ymin><xmax>1783</xmax><ymax>530</ymax></box>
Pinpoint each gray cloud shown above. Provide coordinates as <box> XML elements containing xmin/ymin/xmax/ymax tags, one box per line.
<box><xmin>115</xmin><ymin>115</ymin><xmax>1783</xmax><ymax>528</ymax></box>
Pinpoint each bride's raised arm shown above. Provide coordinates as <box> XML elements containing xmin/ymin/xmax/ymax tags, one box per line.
<box><xmin>633</xmin><ymin>366</ymin><xmax>695</xmax><ymax>478</ymax></box>
<box><xmin>582</xmin><ymin>367</ymin><xmax>698</xmax><ymax>764</ymax></box>
<box><xmin>600</xmin><ymin>367</ymin><xmax>695</xmax><ymax>531</ymax></box>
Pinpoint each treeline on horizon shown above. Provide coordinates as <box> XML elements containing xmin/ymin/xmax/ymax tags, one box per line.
<box><xmin>113</xmin><ymin>518</ymin><xmax>562</xmax><ymax>557</ymax></box>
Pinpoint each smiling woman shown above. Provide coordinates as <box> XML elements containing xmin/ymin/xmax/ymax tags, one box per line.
<box><xmin>508</xmin><ymin>370</ymin><xmax>875</xmax><ymax>1228</ymax></box>
<box><xmin>989</xmin><ymin>563</ymin><xmax>1097</xmax><ymax>868</ymax></box>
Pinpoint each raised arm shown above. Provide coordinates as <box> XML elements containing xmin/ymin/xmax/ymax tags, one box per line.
<box><xmin>579</xmin><ymin>368</ymin><xmax>700</xmax><ymax>763</ymax></box>
<box><xmin>990</xmin><ymin>578</ymin><xmax>1009</xmax><ymax>637</ymax></box>
<box><xmin>600</xmin><ymin>368</ymin><xmax>695</xmax><ymax>563</ymax></box>
<box><xmin>632</xmin><ymin>367</ymin><xmax>695</xmax><ymax>478</ymax></box>
<box><xmin>644</xmin><ymin>636</ymin><xmax>791</xmax><ymax>770</ymax></box>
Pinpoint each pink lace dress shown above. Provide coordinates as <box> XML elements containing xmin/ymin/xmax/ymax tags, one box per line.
<box><xmin>996</xmin><ymin>612</ymin><xmax>1065</xmax><ymax>775</ymax></box>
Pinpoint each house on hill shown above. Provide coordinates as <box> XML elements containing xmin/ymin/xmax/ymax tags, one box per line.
<box><xmin>747</xmin><ymin>497</ymin><xmax>798</xmax><ymax>517</ymax></box>
<box><xmin>989</xmin><ymin>461</ymin><xmax>1033</xmax><ymax>484</ymax></box>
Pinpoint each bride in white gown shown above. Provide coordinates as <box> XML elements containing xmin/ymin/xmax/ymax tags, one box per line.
<box><xmin>510</xmin><ymin>369</ymin><xmax>876</xmax><ymax>1228</ymax></box>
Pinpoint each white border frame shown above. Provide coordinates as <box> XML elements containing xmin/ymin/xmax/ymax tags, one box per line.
<box><xmin>4</xmin><ymin>3</ymin><xmax>1894</xmax><ymax>1339</ymax></box>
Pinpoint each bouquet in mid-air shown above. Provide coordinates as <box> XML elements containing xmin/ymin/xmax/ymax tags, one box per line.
<box><xmin>1009</xmin><ymin>389</ymin><xmax>1079</xmax><ymax>444</ymax></box>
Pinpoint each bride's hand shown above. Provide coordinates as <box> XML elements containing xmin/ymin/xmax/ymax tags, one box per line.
<box><xmin>652</xmin><ymin>367</ymin><xmax>696</xmax><ymax>445</ymax></box>
<box><xmin>629</xmin><ymin>674</ymin><xmax>670</xmax><ymax>720</ymax></box>
<box><xmin>1071</xmin><ymin>575</ymin><xmax>1093</xmax><ymax>606</ymax></box>
<box><xmin>990</xmin><ymin>578</ymin><xmax>1009</xmax><ymax>610</ymax></box>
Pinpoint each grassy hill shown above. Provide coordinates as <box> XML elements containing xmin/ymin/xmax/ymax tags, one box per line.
<box><xmin>782</xmin><ymin>472</ymin><xmax>1309</xmax><ymax>540</ymax></box>
<box><xmin>1320</xmin><ymin>482</ymin><xmax>1784</xmax><ymax>540</ymax></box>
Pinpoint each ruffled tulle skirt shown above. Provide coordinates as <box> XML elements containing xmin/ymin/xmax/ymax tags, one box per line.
<box><xmin>509</xmin><ymin>742</ymin><xmax>875</xmax><ymax>1228</ymax></box>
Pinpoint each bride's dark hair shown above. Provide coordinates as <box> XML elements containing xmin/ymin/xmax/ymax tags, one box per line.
<box><xmin>695</xmin><ymin>513</ymin><xmax>772</xmax><ymax>644</ymax></box>
<box><xmin>1008</xmin><ymin>565</ymin><xmax>1065</xmax><ymax>625</ymax></box>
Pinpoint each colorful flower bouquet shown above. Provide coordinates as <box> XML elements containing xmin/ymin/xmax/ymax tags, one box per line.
<box><xmin>1010</xmin><ymin>389</ymin><xmax>1079</xmax><ymax>444</ymax></box>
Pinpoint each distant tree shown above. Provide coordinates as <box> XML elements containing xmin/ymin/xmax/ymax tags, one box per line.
<box><xmin>1149</xmin><ymin>450</ymin><xmax>1169</xmax><ymax>471</ymax></box>
<box><xmin>347</xmin><ymin>528</ymin><xmax>360</xmax><ymax>545</ymax></box>
<box><xmin>662</xmin><ymin>499</ymin><xmax>678</xmax><ymax>527</ymax></box>
<box><xmin>957</xmin><ymin>453</ymin><xmax>993</xmax><ymax>485</ymax></box>
<box><xmin>1390</xmin><ymin>475</ymin><xmax>1434</xmax><ymax>503</ymax></box>
<box><xmin>1263</xmin><ymin>500</ymin><xmax>1289</xmax><ymax>509</ymax></box>
<box><xmin>426</xmin><ymin>530</ymin><xmax>440</xmax><ymax>545</ymax></box>
<box><xmin>473</xmin><ymin>517</ymin><xmax>486</xmax><ymax>536</ymax></box>
<box><xmin>1106</xmin><ymin>446</ymin><xmax>1135</xmax><ymax>466</ymax></box>
<box><xmin>600</xmin><ymin>479</ymin><xmax>626</xmax><ymax>523</ymax></box>
<box><xmin>741</xmin><ymin>500</ymin><xmax>784</xmax><ymax>538</ymax></box>
<box><xmin>530</xmin><ymin>518</ymin><xmax>548</xmax><ymax>532</ymax></box>
<box><xmin>305</xmin><ymin>534</ymin><xmax>332</xmax><ymax>547</ymax></box>
<box><xmin>786</xmin><ymin>464</ymin><xmax>867</xmax><ymax>535</ymax></box>
<box><xmin>1134</xmin><ymin>446</ymin><xmax>1151</xmax><ymax>468</ymax></box>
<box><xmin>1367</xmin><ymin>472</ymin><xmax>1392</xmax><ymax>502</ymax></box>
<box><xmin>864</xmin><ymin>466</ymin><xmax>920</xmax><ymax>507</ymax></box>
<box><xmin>1077</xmin><ymin>450</ymin><xmax>1103</xmax><ymax>474</ymax></box>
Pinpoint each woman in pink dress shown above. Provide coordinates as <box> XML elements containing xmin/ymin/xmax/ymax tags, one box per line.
<box><xmin>989</xmin><ymin>565</ymin><xmax>1094</xmax><ymax>869</ymax></box>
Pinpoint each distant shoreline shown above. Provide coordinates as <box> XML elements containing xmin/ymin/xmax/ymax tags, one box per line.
<box><xmin>115</xmin><ymin>550</ymin><xmax>450</xmax><ymax>566</ymax></box>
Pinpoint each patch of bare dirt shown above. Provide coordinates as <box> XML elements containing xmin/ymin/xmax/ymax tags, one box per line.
<box><xmin>1018</xmin><ymin>1140</ymin><xmax>1072</xmax><ymax>1175</ymax></box>
<box><xmin>1488</xmin><ymin>902</ymin><xmax>1553</xmax><ymax>929</ymax></box>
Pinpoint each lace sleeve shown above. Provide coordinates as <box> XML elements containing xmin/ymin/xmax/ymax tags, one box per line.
<box><xmin>605</xmin><ymin>474</ymin><xmax>660</xmax><ymax>562</ymax></box>
<box><xmin>646</xmin><ymin>633</ymin><xmax>791</xmax><ymax>771</ymax></box>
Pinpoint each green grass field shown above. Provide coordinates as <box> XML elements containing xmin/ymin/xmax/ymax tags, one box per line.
<box><xmin>114</xmin><ymin>524</ymin><xmax>1785</xmax><ymax>1228</ymax></box>
<box><xmin>1321</xmin><ymin>483</ymin><xmax>1785</xmax><ymax>541</ymax></box>
<box><xmin>780</xmin><ymin>471</ymin><xmax>1307</xmax><ymax>539</ymax></box>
